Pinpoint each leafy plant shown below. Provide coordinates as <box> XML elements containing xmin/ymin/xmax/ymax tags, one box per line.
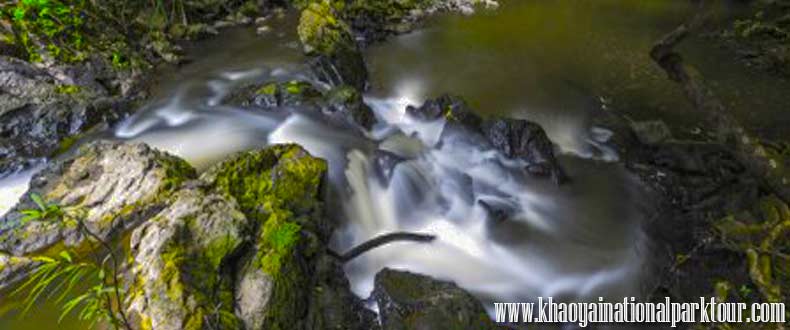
<box><xmin>8</xmin><ymin>194</ymin><xmax>132</xmax><ymax>330</ymax></box>
<box><xmin>19</xmin><ymin>193</ymin><xmax>63</xmax><ymax>224</ymax></box>
<box><xmin>11</xmin><ymin>251</ymin><xmax>124</xmax><ymax>328</ymax></box>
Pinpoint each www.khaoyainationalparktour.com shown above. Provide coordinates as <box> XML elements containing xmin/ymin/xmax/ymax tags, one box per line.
<box><xmin>494</xmin><ymin>297</ymin><xmax>786</xmax><ymax>327</ymax></box>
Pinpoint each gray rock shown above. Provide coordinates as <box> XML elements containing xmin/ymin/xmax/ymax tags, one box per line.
<box><xmin>373</xmin><ymin>268</ymin><xmax>501</xmax><ymax>330</ymax></box>
<box><xmin>0</xmin><ymin>253</ymin><xmax>40</xmax><ymax>292</ymax></box>
<box><xmin>0</xmin><ymin>140</ymin><xmax>195</xmax><ymax>256</ymax></box>
<box><xmin>127</xmin><ymin>184</ymin><xmax>247</xmax><ymax>330</ymax></box>
<box><xmin>0</xmin><ymin>56</ymin><xmax>133</xmax><ymax>177</ymax></box>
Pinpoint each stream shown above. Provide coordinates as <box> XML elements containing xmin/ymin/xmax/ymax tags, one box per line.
<box><xmin>1</xmin><ymin>1</ymin><xmax>786</xmax><ymax>328</ymax></box>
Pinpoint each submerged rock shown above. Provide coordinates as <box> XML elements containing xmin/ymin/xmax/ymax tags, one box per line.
<box><xmin>298</xmin><ymin>1</ymin><xmax>368</xmax><ymax>90</ymax></box>
<box><xmin>372</xmin><ymin>268</ymin><xmax>500</xmax><ymax>330</ymax></box>
<box><xmin>0</xmin><ymin>140</ymin><xmax>195</xmax><ymax>256</ymax></box>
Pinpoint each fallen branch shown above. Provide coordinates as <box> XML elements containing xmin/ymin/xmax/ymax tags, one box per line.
<box><xmin>650</xmin><ymin>0</ymin><xmax>789</xmax><ymax>202</ymax></box>
<box><xmin>329</xmin><ymin>232</ymin><xmax>436</xmax><ymax>263</ymax></box>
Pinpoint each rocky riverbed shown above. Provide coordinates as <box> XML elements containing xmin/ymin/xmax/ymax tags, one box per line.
<box><xmin>1</xmin><ymin>0</ymin><xmax>788</xmax><ymax>329</ymax></box>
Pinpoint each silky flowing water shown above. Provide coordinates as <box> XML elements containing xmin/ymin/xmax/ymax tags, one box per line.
<box><xmin>1</xmin><ymin>1</ymin><xmax>785</xmax><ymax>328</ymax></box>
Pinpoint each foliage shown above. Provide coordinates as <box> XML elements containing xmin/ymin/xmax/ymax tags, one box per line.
<box><xmin>8</xmin><ymin>194</ymin><xmax>132</xmax><ymax>330</ymax></box>
<box><xmin>0</xmin><ymin>0</ymin><xmax>264</xmax><ymax>68</ymax></box>
<box><xmin>725</xmin><ymin>1</ymin><xmax>790</xmax><ymax>75</ymax></box>
<box><xmin>11</xmin><ymin>251</ymin><xmax>124</xmax><ymax>328</ymax></box>
<box><xmin>4</xmin><ymin>0</ymin><xmax>88</xmax><ymax>62</ymax></box>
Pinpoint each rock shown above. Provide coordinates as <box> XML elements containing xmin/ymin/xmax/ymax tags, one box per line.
<box><xmin>298</xmin><ymin>1</ymin><xmax>368</xmax><ymax>90</ymax></box>
<box><xmin>320</xmin><ymin>85</ymin><xmax>376</xmax><ymax>130</ymax></box>
<box><xmin>0</xmin><ymin>56</ymin><xmax>132</xmax><ymax>177</ymax></box>
<box><xmin>339</xmin><ymin>0</ymin><xmax>499</xmax><ymax>46</ymax></box>
<box><xmin>0</xmin><ymin>253</ymin><xmax>41</xmax><ymax>292</ymax></box>
<box><xmin>372</xmin><ymin>150</ymin><xmax>405</xmax><ymax>186</ymax></box>
<box><xmin>372</xmin><ymin>268</ymin><xmax>500</xmax><ymax>330</ymax></box>
<box><xmin>223</xmin><ymin>80</ymin><xmax>376</xmax><ymax>131</ymax></box>
<box><xmin>631</xmin><ymin>120</ymin><xmax>673</xmax><ymax>145</ymax></box>
<box><xmin>202</xmin><ymin>144</ymin><xmax>376</xmax><ymax>330</ymax></box>
<box><xmin>127</xmin><ymin>184</ymin><xmax>247</xmax><ymax>330</ymax></box>
<box><xmin>408</xmin><ymin>94</ymin><xmax>567</xmax><ymax>183</ymax></box>
<box><xmin>224</xmin><ymin>80</ymin><xmax>324</xmax><ymax>109</ymax></box>
<box><xmin>405</xmin><ymin>94</ymin><xmax>482</xmax><ymax>130</ymax></box>
<box><xmin>257</xmin><ymin>25</ymin><xmax>272</xmax><ymax>35</ymax></box>
<box><xmin>0</xmin><ymin>140</ymin><xmax>196</xmax><ymax>256</ymax></box>
<box><xmin>482</xmin><ymin>118</ymin><xmax>568</xmax><ymax>183</ymax></box>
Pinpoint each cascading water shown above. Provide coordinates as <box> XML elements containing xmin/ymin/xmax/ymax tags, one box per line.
<box><xmin>99</xmin><ymin>58</ymin><xmax>654</xmax><ymax>316</ymax></box>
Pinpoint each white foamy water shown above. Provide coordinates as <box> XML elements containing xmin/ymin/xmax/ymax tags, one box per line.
<box><xmin>0</xmin><ymin>61</ymin><xmax>653</xmax><ymax>315</ymax></box>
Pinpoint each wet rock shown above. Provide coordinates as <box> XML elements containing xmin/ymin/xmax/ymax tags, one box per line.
<box><xmin>372</xmin><ymin>268</ymin><xmax>500</xmax><ymax>330</ymax></box>
<box><xmin>298</xmin><ymin>2</ymin><xmax>368</xmax><ymax>90</ymax></box>
<box><xmin>405</xmin><ymin>94</ymin><xmax>482</xmax><ymax>130</ymax></box>
<box><xmin>372</xmin><ymin>150</ymin><xmax>406</xmax><ymax>186</ymax></box>
<box><xmin>223</xmin><ymin>80</ymin><xmax>376</xmax><ymax>131</ymax></box>
<box><xmin>341</xmin><ymin>0</ymin><xmax>499</xmax><ymax>46</ymax></box>
<box><xmin>482</xmin><ymin>118</ymin><xmax>568</xmax><ymax>183</ymax></box>
<box><xmin>408</xmin><ymin>94</ymin><xmax>567</xmax><ymax>183</ymax></box>
<box><xmin>0</xmin><ymin>140</ymin><xmax>196</xmax><ymax>256</ymax></box>
<box><xmin>224</xmin><ymin>80</ymin><xmax>324</xmax><ymax>109</ymax></box>
<box><xmin>202</xmin><ymin>144</ymin><xmax>376</xmax><ymax>330</ymax></box>
<box><xmin>127</xmin><ymin>184</ymin><xmax>246</xmax><ymax>330</ymax></box>
<box><xmin>0</xmin><ymin>253</ymin><xmax>40</xmax><ymax>292</ymax></box>
<box><xmin>0</xmin><ymin>56</ymin><xmax>133</xmax><ymax>177</ymax></box>
<box><xmin>320</xmin><ymin>85</ymin><xmax>376</xmax><ymax>130</ymax></box>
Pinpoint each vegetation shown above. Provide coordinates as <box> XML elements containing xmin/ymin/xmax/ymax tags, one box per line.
<box><xmin>0</xmin><ymin>0</ymin><xmax>267</xmax><ymax>68</ymax></box>
<box><xmin>10</xmin><ymin>194</ymin><xmax>131</xmax><ymax>330</ymax></box>
<box><xmin>723</xmin><ymin>0</ymin><xmax>790</xmax><ymax>75</ymax></box>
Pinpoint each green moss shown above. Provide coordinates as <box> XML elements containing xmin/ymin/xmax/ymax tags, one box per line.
<box><xmin>255</xmin><ymin>211</ymin><xmax>301</xmax><ymax>275</ymax></box>
<box><xmin>201</xmin><ymin>144</ymin><xmax>327</xmax><ymax>330</ymax></box>
<box><xmin>297</xmin><ymin>1</ymin><xmax>355</xmax><ymax>55</ymax></box>
<box><xmin>715</xmin><ymin>195</ymin><xmax>790</xmax><ymax>306</ymax></box>
<box><xmin>256</xmin><ymin>83</ymin><xmax>278</xmax><ymax>96</ymax></box>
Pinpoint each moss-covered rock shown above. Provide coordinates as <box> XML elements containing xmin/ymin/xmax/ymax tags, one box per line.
<box><xmin>0</xmin><ymin>140</ymin><xmax>196</xmax><ymax>256</ymax></box>
<box><xmin>298</xmin><ymin>1</ymin><xmax>368</xmax><ymax>90</ymax></box>
<box><xmin>127</xmin><ymin>184</ymin><xmax>246</xmax><ymax>330</ymax></box>
<box><xmin>198</xmin><ymin>144</ymin><xmax>376</xmax><ymax>330</ymax></box>
<box><xmin>202</xmin><ymin>144</ymin><xmax>328</xmax><ymax>329</ymax></box>
<box><xmin>373</xmin><ymin>268</ymin><xmax>501</xmax><ymax>330</ymax></box>
<box><xmin>322</xmin><ymin>84</ymin><xmax>376</xmax><ymax>130</ymax></box>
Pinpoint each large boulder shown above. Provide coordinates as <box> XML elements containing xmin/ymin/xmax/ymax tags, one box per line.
<box><xmin>298</xmin><ymin>1</ymin><xmax>368</xmax><ymax>90</ymax></box>
<box><xmin>126</xmin><ymin>184</ymin><xmax>247</xmax><ymax>330</ymax></box>
<box><xmin>372</xmin><ymin>268</ymin><xmax>500</xmax><ymax>330</ymax></box>
<box><xmin>201</xmin><ymin>144</ymin><xmax>376</xmax><ymax>330</ymax></box>
<box><xmin>0</xmin><ymin>140</ymin><xmax>196</xmax><ymax>256</ymax></box>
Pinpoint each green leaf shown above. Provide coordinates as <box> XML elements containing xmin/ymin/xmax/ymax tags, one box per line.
<box><xmin>59</xmin><ymin>251</ymin><xmax>73</xmax><ymax>263</ymax></box>
<box><xmin>30</xmin><ymin>193</ymin><xmax>47</xmax><ymax>211</ymax></box>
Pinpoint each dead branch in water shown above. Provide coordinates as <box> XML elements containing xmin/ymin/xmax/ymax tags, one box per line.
<box><xmin>329</xmin><ymin>232</ymin><xmax>436</xmax><ymax>263</ymax></box>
